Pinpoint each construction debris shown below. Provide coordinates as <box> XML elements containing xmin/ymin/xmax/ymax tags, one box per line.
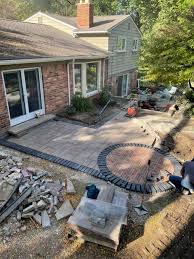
<box><xmin>0</xmin><ymin>153</ymin><xmax>76</xmax><ymax>241</ymax></box>
<box><xmin>66</xmin><ymin>179</ymin><xmax>76</xmax><ymax>194</ymax></box>
<box><xmin>55</xmin><ymin>200</ymin><xmax>74</xmax><ymax>221</ymax></box>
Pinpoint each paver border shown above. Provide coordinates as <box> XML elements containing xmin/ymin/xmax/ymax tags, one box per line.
<box><xmin>0</xmin><ymin>138</ymin><xmax>100</xmax><ymax>177</ymax></box>
<box><xmin>97</xmin><ymin>143</ymin><xmax>181</xmax><ymax>194</ymax></box>
<box><xmin>0</xmin><ymin>139</ymin><xmax>181</xmax><ymax>194</ymax></box>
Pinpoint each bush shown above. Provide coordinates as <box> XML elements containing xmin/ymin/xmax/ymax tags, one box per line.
<box><xmin>66</xmin><ymin>105</ymin><xmax>76</xmax><ymax>115</ymax></box>
<box><xmin>71</xmin><ymin>94</ymin><xmax>95</xmax><ymax>112</ymax></box>
<box><xmin>185</xmin><ymin>90</ymin><xmax>194</xmax><ymax>102</ymax></box>
<box><xmin>99</xmin><ymin>87</ymin><xmax>110</xmax><ymax>106</ymax></box>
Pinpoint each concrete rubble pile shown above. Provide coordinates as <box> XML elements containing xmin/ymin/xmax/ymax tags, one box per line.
<box><xmin>0</xmin><ymin>153</ymin><xmax>75</xmax><ymax>242</ymax></box>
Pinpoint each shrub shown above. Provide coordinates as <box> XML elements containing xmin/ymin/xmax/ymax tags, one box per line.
<box><xmin>66</xmin><ymin>105</ymin><xmax>76</xmax><ymax>115</ymax></box>
<box><xmin>99</xmin><ymin>87</ymin><xmax>110</xmax><ymax>106</ymax></box>
<box><xmin>185</xmin><ymin>90</ymin><xmax>194</xmax><ymax>102</ymax></box>
<box><xmin>71</xmin><ymin>94</ymin><xmax>95</xmax><ymax>112</ymax></box>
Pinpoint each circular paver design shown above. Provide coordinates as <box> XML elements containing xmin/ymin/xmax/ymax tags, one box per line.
<box><xmin>97</xmin><ymin>143</ymin><xmax>181</xmax><ymax>194</ymax></box>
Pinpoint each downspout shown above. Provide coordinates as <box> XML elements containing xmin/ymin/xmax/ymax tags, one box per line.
<box><xmin>67</xmin><ymin>58</ymin><xmax>76</xmax><ymax>105</ymax></box>
<box><xmin>72</xmin><ymin>58</ymin><xmax>76</xmax><ymax>95</ymax></box>
<box><xmin>67</xmin><ymin>63</ymin><xmax>71</xmax><ymax>105</ymax></box>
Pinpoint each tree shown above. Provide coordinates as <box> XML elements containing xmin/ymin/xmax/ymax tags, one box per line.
<box><xmin>143</xmin><ymin>0</ymin><xmax>194</xmax><ymax>85</ymax></box>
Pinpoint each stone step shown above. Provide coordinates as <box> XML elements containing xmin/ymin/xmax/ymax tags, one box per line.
<box><xmin>8</xmin><ymin>114</ymin><xmax>55</xmax><ymax>137</ymax></box>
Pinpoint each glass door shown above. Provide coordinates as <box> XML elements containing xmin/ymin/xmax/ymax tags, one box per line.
<box><xmin>25</xmin><ymin>69</ymin><xmax>42</xmax><ymax>113</ymax></box>
<box><xmin>3</xmin><ymin>68</ymin><xmax>44</xmax><ymax>126</ymax></box>
<box><xmin>117</xmin><ymin>74</ymin><xmax>129</xmax><ymax>97</ymax></box>
<box><xmin>4</xmin><ymin>71</ymin><xmax>27</xmax><ymax>123</ymax></box>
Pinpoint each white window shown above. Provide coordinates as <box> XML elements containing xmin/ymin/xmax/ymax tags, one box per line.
<box><xmin>116</xmin><ymin>36</ymin><xmax>127</xmax><ymax>51</ymax></box>
<box><xmin>132</xmin><ymin>39</ymin><xmax>139</xmax><ymax>51</ymax></box>
<box><xmin>73</xmin><ymin>61</ymin><xmax>101</xmax><ymax>97</ymax></box>
<box><xmin>86</xmin><ymin>63</ymin><xmax>98</xmax><ymax>94</ymax></box>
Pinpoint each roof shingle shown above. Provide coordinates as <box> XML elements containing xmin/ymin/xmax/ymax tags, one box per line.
<box><xmin>0</xmin><ymin>19</ymin><xmax>107</xmax><ymax>62</ymax></box>
<box><xmin>47</xmin><ymin>13</ymin><xmax>130</xmax><ymax>32</ymax></box>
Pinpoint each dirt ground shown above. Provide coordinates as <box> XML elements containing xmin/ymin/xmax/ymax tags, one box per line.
<box><xmin>0</xmin><ymin>145</ymin><xmax>194</xmax><ymax>259</ymax></box>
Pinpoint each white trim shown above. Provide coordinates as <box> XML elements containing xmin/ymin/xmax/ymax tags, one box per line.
<box><xmin>24</xmin><ymin>11</ymin><xmax>76</xmax><ymax>30</ymax></box>
<box><xmin>2</xmin><ymin>67</ymin><xmax>45</xmax><ymax>126</ymax></box>
<box><xmin>73</xmin><ymin>31</ymin><xmax>108</xmax><ymax>35</ymax></box>
<box><xmin>0</xmin><ymin>55</ymin><xmax>107</xmax><ymax>66</ymax></box>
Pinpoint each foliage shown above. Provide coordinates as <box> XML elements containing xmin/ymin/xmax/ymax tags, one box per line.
<box><xmin>185</xmin><ymin>90</ymin><xmax>194</xmax><ymax>103</ymax></box>
<box><xmin>66</xmin><ymin>105</ymin><xmax>76</xmax><ymax>115</ymax></box>
<box><xmin>71</xmin><ymin>94</ymin><xmax>95</xmax><ymax>113</ymax></box>
<box><xmin>142</xmin><ymin>0</ymin><xmax>194</xmax><ymax>86</ymax></box>
<box><xmin>99</xmin><ymin>87</ymin><xmax>110</xmax><ymax>106</ymax></box>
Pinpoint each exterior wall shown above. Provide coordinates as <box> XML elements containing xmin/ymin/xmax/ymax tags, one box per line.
<box><xmin>0</xmin><ymin>62</ymin><xmax>71</xmax><ymax>135</ymax></box>
<box><xmin>0</xmin><ymin>73</ymin><xmax>10</xmax><ymax>135</ymax></box>
<box><xmin>78</xmin><ymin>36</ymin><xmax>109</xmax><ymax>51</ymax></box>
<box><xmin>26</xmin><ymin>13</ymin><xmax>73</xmax><ymax>35</ymax></box>
<box><xmin>42</xmin><ymin>63</ymin><xmax>69</xmax><ymax>113</ymax></box>
<box><xmin>108</xmin><ymin>17</ymin><xmax>141</xmax><ymax>76</ymax></box>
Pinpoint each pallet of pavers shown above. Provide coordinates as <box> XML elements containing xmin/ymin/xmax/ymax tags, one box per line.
<box><xmin>68</xmin><ymin>184</ymin><xmax>128</xmax><ymax>251</ymax></box>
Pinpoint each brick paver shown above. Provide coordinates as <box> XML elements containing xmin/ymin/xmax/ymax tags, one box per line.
<box><xmin>9</xmin><ymin>111</ymin><xmax>155</xmax><ymax>170</ymax></box>
<box><xmin>107</xmin><ymin>146</ymin><xmax>175</xmax><ymax>184</ymax></box>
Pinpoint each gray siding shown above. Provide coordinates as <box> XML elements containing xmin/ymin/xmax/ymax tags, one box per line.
<box><xmin>108</xmin><ymin>17</ymin><xmax>141</xmax><ymax>76</ymax></box>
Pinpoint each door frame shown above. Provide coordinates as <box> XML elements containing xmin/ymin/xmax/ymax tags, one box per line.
<box><xmin>2</xmin><ymin>67</ymin><xmax>45</xmax><ymax>127</ymax></box>
<box><xmin>117</xmin><ymin>73</ymin><xmax>129</xmax><ymax>97</ymax></box>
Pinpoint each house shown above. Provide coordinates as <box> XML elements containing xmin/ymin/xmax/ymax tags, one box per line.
<box><xmin>25</xmin><ymin>0</ymin><xmax>141</xmax><ymax>97</ymax></box>
<box><xmin>0</xmin><ymin>0</ymin><xmax>141</xmax><ymax>136</ymax></box>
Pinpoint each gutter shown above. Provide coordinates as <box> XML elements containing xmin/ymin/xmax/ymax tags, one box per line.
<box><xmin>0</xmin><ymin>55</ymin><xmax>108</xmax><ymax>66</ymax></box>
<box><xmin>74</xmin><ymin>31</ymin><xmax>109</xmax><ymax>35</ymax></box>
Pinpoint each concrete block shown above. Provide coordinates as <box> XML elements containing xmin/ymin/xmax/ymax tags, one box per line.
<box><xmin>33</xmin><ymin>213</ymin><xmax>42</xmax><ymax>225</ymax></box>
<box><xmin>55</xmin><ymin>200</ymin><xmax>74</xmax><ymax>221</ymax></box>
<box><xmin>41</xmin><ymin>210</ymin><xmax>51</xmax><ymax>228</ymax></box>
<box><xmin>66</xmin><ymin>179</ymin><xmax>76</xmax><ymax>194</ymax></box>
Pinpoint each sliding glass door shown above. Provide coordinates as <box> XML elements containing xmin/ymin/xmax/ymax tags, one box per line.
<box><xmin>117</xmin><ymin>74</ymin><xmax>129</xmax><ymax>97</ymax></box>
<box><xmin>3</xmin><ymin>68</ymin><xmax>45</xmax><ymax>126</ymax></box>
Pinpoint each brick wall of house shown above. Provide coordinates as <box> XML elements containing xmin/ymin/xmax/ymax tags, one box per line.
<box><xmin>42</xmin><ymin>63</ymin><xmax>69</xmax><ymax>113</ymax></box>
<box><xmin>0</xmin><ymin>73</ymin><xmax>10</xmax><ymax>135</ymax></box>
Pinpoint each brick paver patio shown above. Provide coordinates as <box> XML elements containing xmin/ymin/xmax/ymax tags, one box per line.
<box><xmin>107</xmin><ymin>146</ymin><xmax>175</xmax><ymax>184</ymax></box>
<box><xmin>9</xmin><ymin>111</ymin><xmax>155</xmax><ymax>170</ymax></box>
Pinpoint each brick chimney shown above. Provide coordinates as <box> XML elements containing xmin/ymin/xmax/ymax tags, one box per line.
<box><xmin>77</xmin><ymin>0</ymin><xmax>93</xmax><ymax>29</ymax></box>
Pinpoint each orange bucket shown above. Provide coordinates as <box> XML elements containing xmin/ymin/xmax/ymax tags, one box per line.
<box><xmin>127</xmin><ymin>107</ymin><xmax>137</xmax><ymax>117</ymax></box>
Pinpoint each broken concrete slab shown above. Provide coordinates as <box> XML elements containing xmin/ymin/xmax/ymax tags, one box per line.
<box><xmin>22</xmin><ymin>212</ymin><xmax>34</xmax><ymax>219</ymax></box>
<box><xmin>23</xmin><ymin>202</ymin><xmax>37</xmax><ymax>214</ymax></box>
<box><xmin>33</xmin><ymin>213</ymin><xmax>42</xmax><ymax>225</ymax></box>
<box><xmin>41</xmin><ymin>210</ymin><xmax>51</xmax><ymax>228</ymax></box>
<box><xmin>55</xmin><ymin>200</ymin><xmax>74</xmax><ymax>221</ymax></box>
<box><xmin>66</xmin><ymin>179</ymin><xmax>76</xmax><ymax>194</ymax></box>
<box><xmin>0</xmin><ymin>181</ymin><xmax>14</xmax><ymax>201</ymax></box>
<box><xmin>45</xmin><ymin>180</ymin><xmax>63</xmax><ymax>196</ymax></box>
